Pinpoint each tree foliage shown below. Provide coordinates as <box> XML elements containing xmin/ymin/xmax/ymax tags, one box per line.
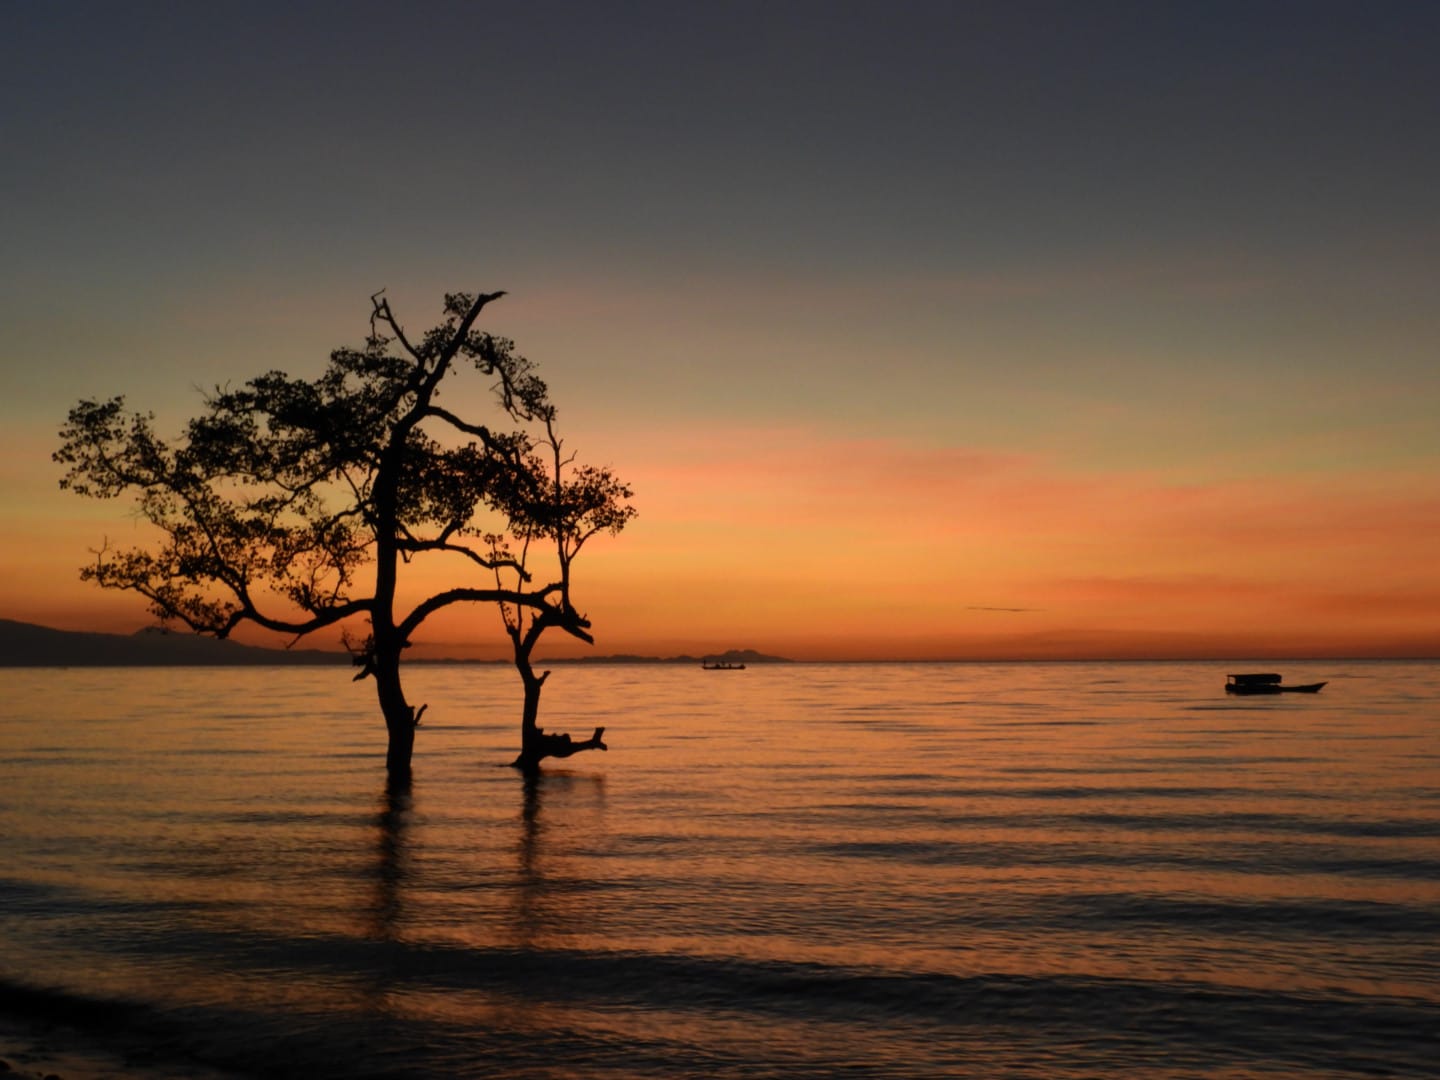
<box><xmin>55</xmin><ymin>290</ymin><xmax>634</xmax><ymax>774</ymax></box>
<box><xmin>490</xmin><ymin>413</ymin><xmax>637</xmax><ymax>769</ymax></box>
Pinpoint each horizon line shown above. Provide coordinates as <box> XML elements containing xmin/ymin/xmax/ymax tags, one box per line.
<box><xmin>6</xmin><ymin>617</ymin><xmax>1437</xmax><ymax>666</ymax></box>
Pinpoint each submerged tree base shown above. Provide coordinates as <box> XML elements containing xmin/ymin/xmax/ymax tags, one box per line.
<box><xmin>510</xmin><ymin>726</ymin><xmax>608</xmax><ymax>772</ymax></box>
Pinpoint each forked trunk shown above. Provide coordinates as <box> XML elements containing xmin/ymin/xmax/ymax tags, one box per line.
<box><xmin>510</xmin><ymin>653</ymin><xmax>606</xmax><ymax>772</ymax></box>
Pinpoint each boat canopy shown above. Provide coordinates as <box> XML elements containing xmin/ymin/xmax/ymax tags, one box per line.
<box><xmin>1228</xmin><ymin>673</ymin><xmax>1282</xmax><ymax>684</ymax></box>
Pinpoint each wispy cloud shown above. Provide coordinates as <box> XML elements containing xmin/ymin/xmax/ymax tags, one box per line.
<box><xmin>575</xmin><ymin>423</ymin><xmax>1440</xmax><ymax>656</ymax></box>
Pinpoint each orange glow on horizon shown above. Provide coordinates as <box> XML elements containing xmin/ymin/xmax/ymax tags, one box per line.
<box><xmin>8</xmin><ymin>424</ymin><xmax>1439</xmax><ymax>662</ymax></box>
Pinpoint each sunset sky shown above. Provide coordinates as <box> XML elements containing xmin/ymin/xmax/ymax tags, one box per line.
<box><xmin>3</xmin><ymin>2</ymin><xmax>1438</xmax><ymax>660</ymax></box>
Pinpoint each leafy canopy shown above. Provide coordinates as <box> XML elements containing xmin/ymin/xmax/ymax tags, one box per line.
<box><xmin>54</xmin><ymin>291</ymin><xmax>609</xmax><ymax>643</ymax></box>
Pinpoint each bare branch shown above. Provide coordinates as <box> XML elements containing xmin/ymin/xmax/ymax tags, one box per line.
<box><xmin>370</xmin><ymin>291</ymin><xmax>423</xmax><ymax>362</ymax></box>
<box><xmin>394</xmin><ymin>534</ymin><xmax>533</xmax><ymax>579</ymax></box>
<box><xmin>424</xmin><ymin>405</ymin><xmax>500</xmax><ymax>446</ymax></box>
<box><xmin>399</xmin><ymin>584</ymin><xmax>590</xmax><ymax>645</ymax></box>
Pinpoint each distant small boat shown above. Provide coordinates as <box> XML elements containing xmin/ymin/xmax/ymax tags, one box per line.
<box><xmin>701</xmin><ymin>662</ymin><xmax>746</xmax><ymax>671</ymax></box>
<box><xmin>1225</xmin><ymin>673</ymin><xmax>1327</xmax><ymax>695</ymax></box>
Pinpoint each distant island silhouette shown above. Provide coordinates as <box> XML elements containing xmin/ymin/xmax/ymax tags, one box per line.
<box><xmin>497</xmin><ymin>647</ymin><xmax>791</xmax><ymax>666</ymax></box>
<box><xmin>0</xmin><ymin>620</ymin><xmax>790</xmax><ymax>668</ymax></box>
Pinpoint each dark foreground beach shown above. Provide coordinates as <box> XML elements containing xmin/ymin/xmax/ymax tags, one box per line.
<box><xmin>1</xmin><ymin>1018</ymin><xmax>144</xmax><ymax>1080</ymax></box>
<box><xmin>1</xmin><ymin>990</ymin><xmax>237</xmax><ymax>1080</ymax></box>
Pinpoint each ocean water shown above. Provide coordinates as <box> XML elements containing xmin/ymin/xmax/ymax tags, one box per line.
<box><xmin>1</xmin><ymin>660</ymin><xmax>1438</xmax><ymax>1078</ymax></box>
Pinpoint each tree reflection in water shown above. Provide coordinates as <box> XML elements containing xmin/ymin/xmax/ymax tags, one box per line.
<box><xmin>365</xmin><ymin>769</ymin><xmax>609</xmax><ymax>950</ymax></box>
<box><xmin>370</xmin><ymin>772</ymin><xmax>413</xmax><ymax>943</ymax></box>
<box><xmin>512</xmin><ymin>769</ymin><xmax>608</xmax><ymax>950</ymax></box>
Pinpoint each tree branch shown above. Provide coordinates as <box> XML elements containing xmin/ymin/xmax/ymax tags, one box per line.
<box><xmin>393</xmin><ymin>534</ymin><xmax>533</xmax><ymax>579</ymax></box>
<box><xmin>398</xmin><ymin>585</ymin><xmax>592</xmax><ymax>645</ymax></box>
<box><xmin>512</xmin><ymin>726</ymin><xmax>608</xmax><ymax>770</ymax></box>
<box><xmin>370</xmin><ymin>291</ymin><xmax>423</xmax><ymax>362</ymax></box>
<box><xmin>423</xmin><ymin>405</ymin><xmax>505</xmax><ymax>450</ymax></box>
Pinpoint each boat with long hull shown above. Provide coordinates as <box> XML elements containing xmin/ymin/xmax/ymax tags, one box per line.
<box><xmin>1225</xmin><ymin>673</ymin><xmax>1326</xmax><ymax>695</ymax></box>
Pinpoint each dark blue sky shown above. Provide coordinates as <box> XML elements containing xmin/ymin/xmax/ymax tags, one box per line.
<box><xmin>7</xmin><ymin>1</ymin><xmax>1438</xmax><ymax>283</ymax></box>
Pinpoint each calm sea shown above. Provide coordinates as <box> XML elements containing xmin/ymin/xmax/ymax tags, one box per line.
<box><xmin>1</xmin><ymin>661</ymin><xmax>1438</xmax><ymax>1078</ymax></box>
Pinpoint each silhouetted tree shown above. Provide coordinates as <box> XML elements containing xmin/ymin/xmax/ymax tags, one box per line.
<box><xmin>490</xmin><ymin>412</ymin><xmax>635</xmax><ymax>771</ymax></box>
<box><xmin>55</xmin><ymin>290</ymin><xmax>625</xmax><ymax>777</ymax></box>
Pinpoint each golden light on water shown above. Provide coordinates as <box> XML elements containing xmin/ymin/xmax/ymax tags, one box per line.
<box><xmin>4</xmin><ymin>660</ymin><xmax>1439</xmax><ymax>1075</ymax></box>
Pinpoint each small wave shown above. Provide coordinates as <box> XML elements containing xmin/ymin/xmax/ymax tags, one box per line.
<box><xmin>810</xmin><ymin>838</ymin><xmax>1440</xmax><ymax>881</ymax></box>
<box><xmin>4</xmin><ymin>951</ymin><xmax>1438</xmax><ymax>1080</ymax></box>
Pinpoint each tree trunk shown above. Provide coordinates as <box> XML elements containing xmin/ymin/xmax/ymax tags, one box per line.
<box><xmin>509</xmin><ymin>655</ymin><xmax>606</xmax><ymax>772</ymax></box>
<box><xmin>513</xmin><ymin>666</ymin><xmax>546</xmax><ymax>772</ymax></box>
<box><xmin>374</xmin><ymin>646</ymin><xmax>417</xmax><ymax>778</ymax></box>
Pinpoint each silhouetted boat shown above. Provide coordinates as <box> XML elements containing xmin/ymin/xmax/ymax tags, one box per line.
<box><xmin>701</xmin><ymin>662</ymin><xmax>746</xmax><ymax>670</ymax></box>
<box><xmin>1225</xmin><ymin>673</ymin><xmax>1326</xmax><ymax>695</ymax></box>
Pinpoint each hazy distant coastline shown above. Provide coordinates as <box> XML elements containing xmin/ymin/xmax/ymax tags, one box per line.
<box><xmin>0</xmin><ymin>618</ymin><xmax>348</xmax><ymax>668</ymax></box>
<box><xmin>0</xmin><ymin>619</ymin><xmax>790</xmax><ymax>668</ymax></box>
<box><xmin>418</xmin><ymin>648</ymin><xmax>793</xmax><ymax>666</ymax></box>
